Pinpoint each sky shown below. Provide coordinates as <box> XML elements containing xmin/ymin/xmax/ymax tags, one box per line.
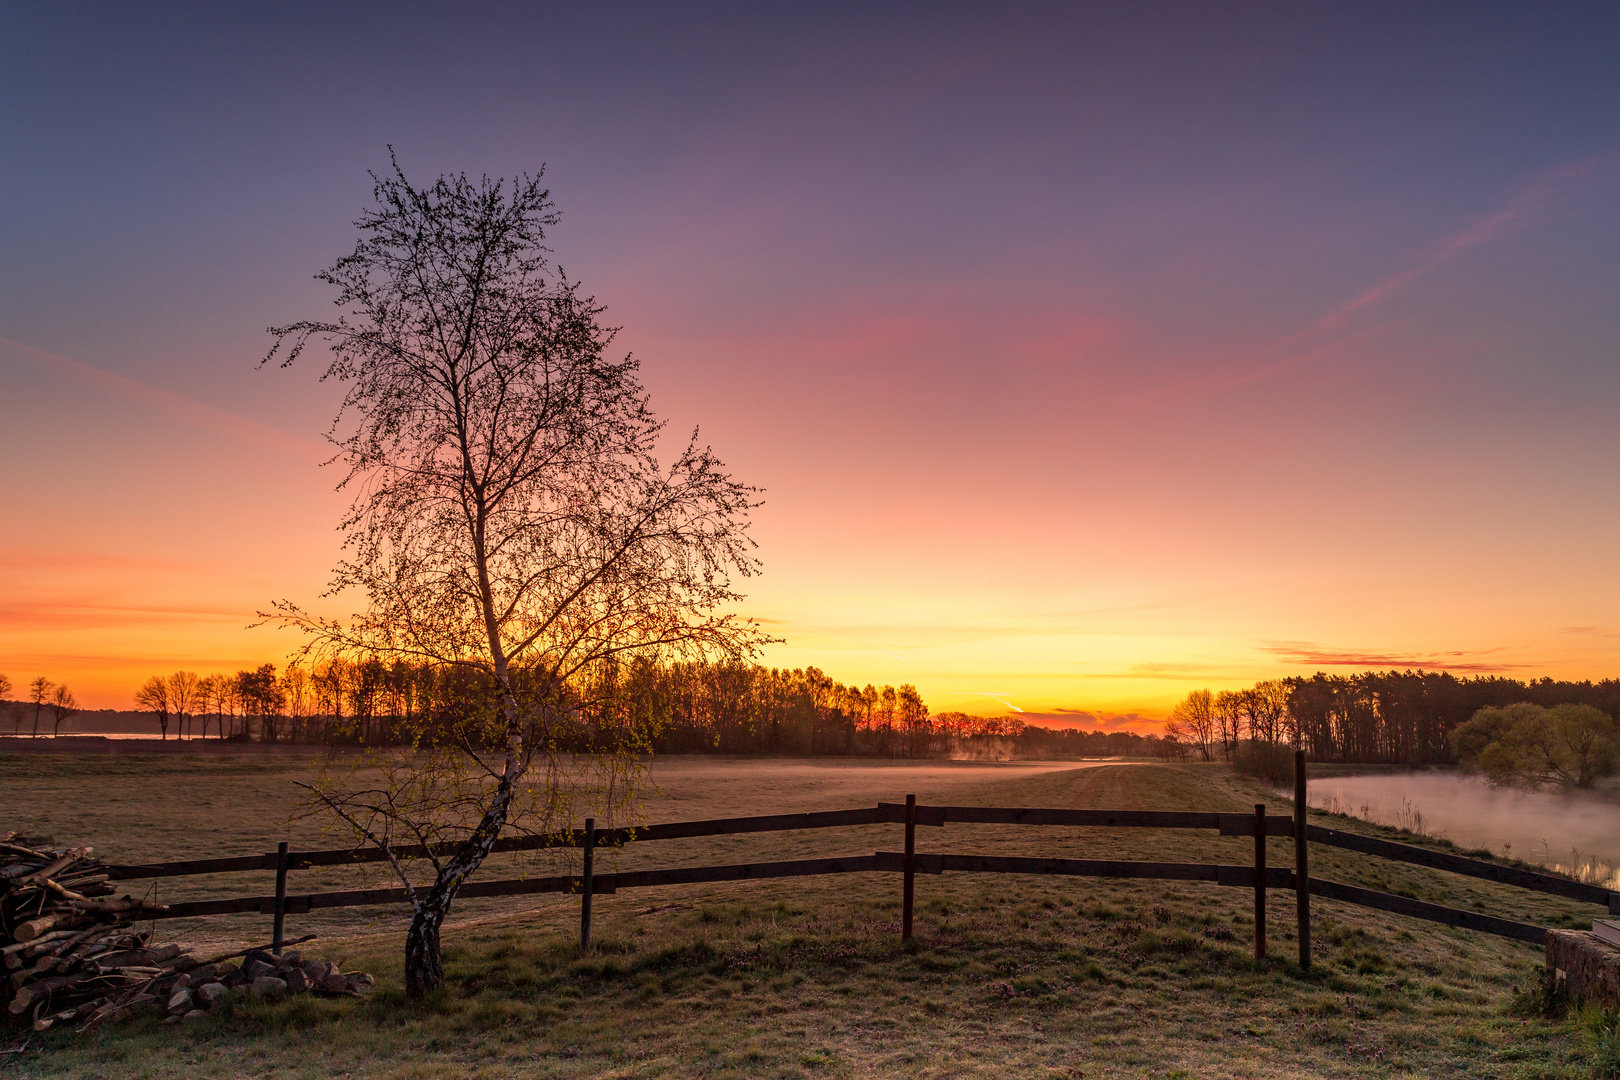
<box><xmin>3</xmin><ymin>3</ymin><xmax>1619</xmax><ymax>724</ymax></box>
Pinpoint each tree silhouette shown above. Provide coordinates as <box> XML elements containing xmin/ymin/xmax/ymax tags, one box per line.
<box><xmin>49</xmin><ymin>684</ymin><xmax>79</xmax><ymax>736</ymax></box>
<box><xmin>1165</xmin><ymin>689</ymin><xmax>1216</xmax><ymax>762</ymax></box>
<box><xmin>134</xmin><ymin>676</ymin><xmax>172</xmax><ymax>740</ymax></box>
<box><xmin>263</xmin><ymin>155</ymin><xmax>766</xmax><ymax>995</ymax></box>
<box><xmin>169</xmin><ymin>671</ymin><xmax>200</xmax><ymax>740</ymax></box>
<box><xmin>0</xmin><ymin>672</ymin><xmax>13</xmax><ymax>737</ymax></box>
<box><xmin>28</xmin><ymin>676</ymin><xmax>53</xmax><ymax>738</ymax></box>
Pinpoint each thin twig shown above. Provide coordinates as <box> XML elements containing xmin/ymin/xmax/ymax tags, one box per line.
<box><xmin>295</xmin><ymin>782</ymin><xmax>422</xmax><ymax>910</ymax></box>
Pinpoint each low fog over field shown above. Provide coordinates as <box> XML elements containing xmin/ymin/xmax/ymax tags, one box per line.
<box><xmin>635</xmin><ymin>757</ymin><xmax>1102</xmax><ymax>821</ymax></box>
<box><xmin>1304</xmin><ymin>772</ymin><xmax>1620</xmax><ymax>888</ymax></box>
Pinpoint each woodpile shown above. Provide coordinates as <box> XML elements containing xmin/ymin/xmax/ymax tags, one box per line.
<box><xmin>3</xmin><ymin>832</ymin><xmax>372</xmax><ymax>1032</ymax></box>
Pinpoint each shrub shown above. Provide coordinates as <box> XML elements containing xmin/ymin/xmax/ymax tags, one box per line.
<box><xmin>1457</xmin><ymin>702</ymin><xmax>1618</xmax><ymax>789</ymax></box>
<box><xmin>1509</xmin><ymin>969</ymin><xmax>1569</xmax><ymax>1019</ymax></box>
<box><xmin>1233</xmin><ymin>740</ymin><xmax>1294</xmax><ymax>786</ymax></box>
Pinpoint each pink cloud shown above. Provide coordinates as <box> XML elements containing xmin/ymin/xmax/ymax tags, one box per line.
<box><xmin>1259</xmin><ymin>640</ymin><xmax>1525</xmax><ymax>673</ymax></box>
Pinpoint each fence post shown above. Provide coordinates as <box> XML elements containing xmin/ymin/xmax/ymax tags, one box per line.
<box><xmin>902</xmin><ymin>794</ymin><xmax>916</xmax><ymax>944</ymax></box>
<box><xmin>272</xmin><ymin>840</ymin><xmax>289</xmax><ymax>956</ymax></box>
<box><xmin>581</xmin><ymin>818</ymin><xmax>595</xmax><ymax>951</ymax></box>
<box><xmin>1294</xmin><ymin>750</ymin><xmax>1310</xmax><ymax>971</ymax></box>
<box><xmin>1253</xmin><ymin>803</ymin><xmax>1266</xmax><ymax>961</ymax></box>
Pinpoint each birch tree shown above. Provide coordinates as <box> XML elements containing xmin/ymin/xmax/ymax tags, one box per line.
<box><xmin>263</xmin><ymin>155</ymin><xmax>766</xmax><ymax>995</ymax></box>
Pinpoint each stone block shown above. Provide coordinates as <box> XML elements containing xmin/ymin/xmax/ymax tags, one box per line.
<box><xmin>1547</xmin><ymin>929</ymin><xmax>1620</xmax><ymax>1009</ymax></box>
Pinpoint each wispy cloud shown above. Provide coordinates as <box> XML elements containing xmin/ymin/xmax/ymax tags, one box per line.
<box><xmin>0</xmin><ymin>600</ymin><xmax>250</xmax><ymax>630</ymax></box>
<box><xmin>1019</xmin><ymin>709</ymin><xmax>1153</xmax><ymax>730</ymax></box>
<box><xmin>0</xmin><ymin>550</ymin><xmax>191</xmax><ymax>574</ymax></box>
<box><xmin>1259</xmin><ymin>640</ymin><xmax>1524</xmax><ymax>673</ymax></box>
<box><xmin>0</xmin><ymin>336</ymin><xmax>327</xmax><ymax>465</ymax></box>
<box><xmin>1311</xmin><ymin>158</ymin><xmax>1605</xmax><ymax>334</ymax></box>
<box><xmin>1203</xmin><ymin>155</ymin><xmax>1614</xmax><ymax>392</ymax></box>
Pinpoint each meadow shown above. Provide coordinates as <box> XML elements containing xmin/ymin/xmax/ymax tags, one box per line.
<box><xmin>0</xmin><ymin>748</ymin><xmax>1602</xmax><ymax>1078</ymax></box>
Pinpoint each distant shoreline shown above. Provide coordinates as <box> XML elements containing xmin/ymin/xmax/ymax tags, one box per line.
<box><xmin>0</xmin><ymin>735</ymin><xmax>319</xmax><ymax>754</ymax></box>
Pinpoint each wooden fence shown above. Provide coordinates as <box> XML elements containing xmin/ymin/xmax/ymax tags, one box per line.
<box><xmin>95</xmin><ymin>754</ymin><xmax>1612</xmax><ymax>969</ymax></box>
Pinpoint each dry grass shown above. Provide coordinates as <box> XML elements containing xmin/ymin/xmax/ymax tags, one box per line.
<box><xmin>0</xmin><ymin>750</ymin><xmax>1596</xmax><ymax>1078</ymax></box>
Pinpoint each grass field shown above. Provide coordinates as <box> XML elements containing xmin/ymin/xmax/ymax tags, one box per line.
<box><xmin>0</xmin><ymin>749</ymin><xmax>1602</xmax><ymax>1078</ymax></box>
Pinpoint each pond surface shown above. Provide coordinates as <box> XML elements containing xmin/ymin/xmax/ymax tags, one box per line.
<box><xmin>1300</xmin><ymin>772</ymin><xmax>1620</xmax><ymax>888</ymax></box>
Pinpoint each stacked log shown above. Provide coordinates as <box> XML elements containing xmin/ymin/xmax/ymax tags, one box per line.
<box><xmin>3</xmin><ymin>832</ymin><xmax>373</xmax><ymax>1032</ymax></box>
<box><xmin>3</xmin><ymin>831</ymin><xmax>174</xmax><ymax>1029</ymax></box>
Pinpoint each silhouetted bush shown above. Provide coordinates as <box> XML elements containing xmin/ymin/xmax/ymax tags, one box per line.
<box><xmin>1232</xmin><ymin>739</ymin><xmax>1293</xmax><ymax>786</ymax></box>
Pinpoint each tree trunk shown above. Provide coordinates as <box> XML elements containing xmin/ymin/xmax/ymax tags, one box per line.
<box><xmin>403</xmin><ymin>905</ymin><xmax>445</xmax><ymax>997</ymax></box>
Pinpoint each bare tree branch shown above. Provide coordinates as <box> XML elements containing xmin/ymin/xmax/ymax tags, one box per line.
<box><xmin>262</xmin><ymin>156</ymin><xmax>772</xmax><ymax>995</ymax></box>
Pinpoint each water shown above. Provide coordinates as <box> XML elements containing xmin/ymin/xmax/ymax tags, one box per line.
<box><xmin>1</xmin><ymin>733</ymin><xmax>169</xmax><ymax>741</ymax></box>
<box><xmin>1300</xmin><ymin>772</ymin><xmax>1620</xmax><ymax>889</ymax></box>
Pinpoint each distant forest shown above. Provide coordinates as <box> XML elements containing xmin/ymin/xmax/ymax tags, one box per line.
<box><xmin>49</xmin><ymin>659</ymin><xmax>1165</xmax><ymax>759</ymax></box>
<box><xmin>20</xmin><ymin>663</ymin><xmax>1601</xmax><ymax>767</ymax></box>
<box><xmin>1165</xmin><ymin>670</ymin><xmax>1620</xmax><ymax>765</ymax></box>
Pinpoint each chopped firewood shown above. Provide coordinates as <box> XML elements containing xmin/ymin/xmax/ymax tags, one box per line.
<box><xmin>32</xmin><ymin>997</ymin><xmax>99</xmax><ymax>1032</ymax></box>
<box><xmin>4</xmin><ymin>833</ymin><xmax>367</xmax><ymax>1035</ymax></box>
<box><xmin>14</xmin><ymin>849</ymin><xmax>91</xmax><ymax>888</ymax></box>
<box><xmin>0</xmin><ymin>834</ymin><xmax>54</xmax><ymax>851</ymax></box>
<box><xmin>53</xmin><ymin>873</ymin><xmax>111</xmax><ymax>890</ymax></box>
<box><xmin>86</xmin><ymin>943</ymin><xmax>184</xmax><ymax>972</ymax></box>
<box><xmin>64</xmin><ymin>896</ymin><xmax>170</xmax><ymax>917</ymax></box>
<box><xmin>40</xmin><ymin>879</ymin><xmax>93</xmax><ymax>904</ymax></box>
<box><xmin>2</xmin><ymin>929</ymin><xmax>83</xmax><ymax>961</ymax></box>
<box><xmin>11</xmin><ymin>915</ymin><xmax>90</xmax><ymax>944</ymax></box>
<box><xmin>9</xmin><ymin>973</ymin><xmax>91</xmax><ymax>1013</ymax></box>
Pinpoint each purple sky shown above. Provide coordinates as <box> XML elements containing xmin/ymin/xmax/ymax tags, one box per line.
<box><xmin>3</xmin><ymin>3</ymin><xmax>1619</xmax><ymax>717</ymax></box>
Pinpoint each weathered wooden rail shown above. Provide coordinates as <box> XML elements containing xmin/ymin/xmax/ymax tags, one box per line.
<box><xmin>98</xmin><ymin>753</ymin><xmax>1608</xmax><ymax>967</ymax></box>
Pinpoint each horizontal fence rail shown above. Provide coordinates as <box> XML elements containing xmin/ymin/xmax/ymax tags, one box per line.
<box><xmin>102</xmin><ymin>803</ymin><xmax>1616</xmax><ymax>912</ymax></box>
<box><xmin>89</xmin><ymin>791</ymin><xmax>1607</xmax><ymax>958</ymax></box>
<box><xmin>102</xmin><ymin>806</ymin><xmax>899</xmax><ymax>880</ymax></box>
<box><xmin>1304</xmin><ymin>877</ymin><xmax>1547</xmax><ymax>944</ymax></box>
<box><xmin>138</xmin><ymin>851</ymin><xmax>1550</xmax><ymax>944</ymax></box>
<box><xmin>100</xmin><ymin>806</ymin><xmax>1299</xmax><ymax>880</ymax></box>
<box><xmin>1300</xmin><ymin>824</ymin><xmax>1614</xmax><ymax>909</ymax></box>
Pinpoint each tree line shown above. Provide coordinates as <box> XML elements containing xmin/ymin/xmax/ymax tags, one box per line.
<box><xmin>121</xmin><ymin>658</ymin><xmax>1170</xmax><ymax>758</ymax></box>
<box><xmin>1165</xmin><ymin>670</ymin><xmax>1620</xmax><ymax>767</ymax></box>
<box><xmin>0</xmin><ymin>672</ymin><xmax>80</xmax><ymax>737</ymax></box>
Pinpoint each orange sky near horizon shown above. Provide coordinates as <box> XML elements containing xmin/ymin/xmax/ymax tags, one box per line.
<box><xmin>6</xmin><ymin>319</ymin><xmax>1619</xmax><ymax>729</ymax></box>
